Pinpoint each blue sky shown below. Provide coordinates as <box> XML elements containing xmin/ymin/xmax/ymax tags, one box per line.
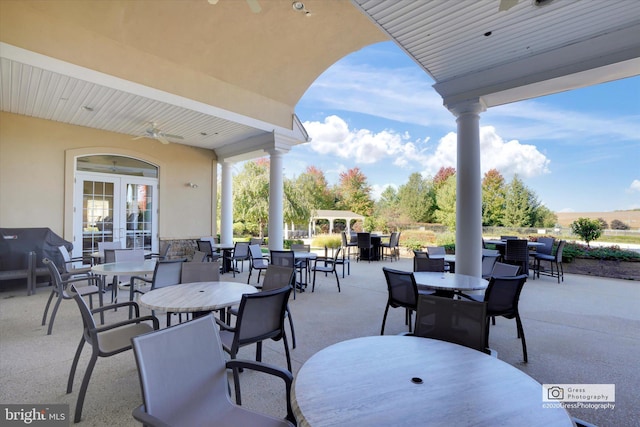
<box><xmin>287</xmin><ymin>41</ymin><xmax>639</xmax><ymax>213</ymax></box>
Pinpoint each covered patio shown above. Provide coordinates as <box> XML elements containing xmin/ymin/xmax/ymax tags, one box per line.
<box><xmin>1</xmin><ymin>260</ymin><xmax>638</xmax><ymax>426</ymax></box>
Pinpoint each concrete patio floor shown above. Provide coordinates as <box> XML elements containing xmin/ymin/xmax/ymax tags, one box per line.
<box><xmin>1</xmin><ymin>255</ymin><xmax>638</xmax><ymax>427</ymax></box>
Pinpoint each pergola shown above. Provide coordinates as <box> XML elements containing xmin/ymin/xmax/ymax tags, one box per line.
<box><xmin>1</xmin><ymin>0</ymin><xmax>638</xmax><ymax>277</ymax></box>
<box><xmin>308</xmin><ymin>210</ymin><xmax>365</xmax><ymax>237</ymax></box>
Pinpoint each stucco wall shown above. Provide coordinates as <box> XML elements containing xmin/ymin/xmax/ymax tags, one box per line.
<box><xmin>0</xmin><ymin>112</ymin><xmax>217</xmax><ymax>240</ymax></box>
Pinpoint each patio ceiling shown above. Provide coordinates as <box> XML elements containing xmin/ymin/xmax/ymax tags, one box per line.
<box><xmin>1</xmin><ymin>0</ymin><xmax>639</xmax><ymax>159</ymax></box>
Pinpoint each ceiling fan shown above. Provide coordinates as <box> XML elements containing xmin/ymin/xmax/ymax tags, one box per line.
<box><xmin>208</xmin><ymin>0</ymin><xmax>262</xmax><ymax>14</ymax></box>
<box><xmin>133</xmin><ymin>122</ymin><xmax>184</xmax><ymax>145</ymax></box>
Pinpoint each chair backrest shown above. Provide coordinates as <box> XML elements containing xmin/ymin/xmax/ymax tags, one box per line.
<box><xmin>249</xmin><ymin>244</ymin><xmax>266</xmax><ymax>261</ymax></box>
<box><xmin>290</xmin><ymin>243</ymin><xmax>310</xmax><ymax>252</ymax></box>
<box><xmin>98</xmin><ymin>241</ymin><xmax>123</xmax><ymax>252</ymax></box>
<box><xmin>103</xmin><ymin>249</ymin><xmax>117</xmax><ymax>263</ymax></box>
<box><xmin>357</xmin><ymin>232</ymin><xmax>371</xmax><ymax>249</ymax></box>
<box><xmin>56</xmin><ymin>245</ymin><xmax>74</xmax><ymax>273</ymax></box>
<box><xmin>115</xmin><ymin>249</ymin><xmax>145</xmax><ymax>263</ymax></box>
<box><xmin>43</xmin><ymin>258</ymin><xmax>65</xmax><ymax>294</ymax></box>
<box><xmin>555</xmin><ymin>240</ymin><xmax>566</xmax><ymax>261</ymax></box>
<box><xmin>150</xmin><ymin>260</ymin><xmax>184</xmax><ymax>290</ymax></box>
<box><xmin>131</xmin><ymin>315</ymin><xmax>231</xmax><ymax>423</ymax></box>
<box><xmin>491</xmin><ymin>262</ymin><xmax>521</xmax><ymax>277</ymax></box>
<box><xmin>389</xmin><ymin>232</ymin><xmax>400</xmax><ymax>247</ymax></box>
<box><xmin>341</xmin><ymin>231</ymin><xmax>348</xmax><ymax>247</ymax></box>
<box><xmin>249</xmin><ymin>237</ymin><xmax>263</xmax><ymax>246</ymax></box>
<box><xmin>191</xmin><ymin>251</ymin><xmax>208</xmax><ymax>262</ymax></box>
<box><xmin>197</xmin><ymin>240</ymin><xmax>214</xmax><ymax>257</ymax></box>
<box><xmin>233</xmin><ymin>241</ymin><xmax>250</xmax><ymax>258</ymax></box>
<box><xmin>270</xmin><ymin>250</ymin><xmax>296</xmax><ymax>268</ymax></box>
<box><xmin>382</xmin><ymin>267</ymin><xmax>418</xmax><ymax>310</ymax></box>
<box><xmin>234</xmin><ymin>286</ymin><xmax>291</xmax><ymax>346</ymax></box>
<box><xmin>505</xmin><ymin>239</ymin><xmax>529</xmax><ymax>262</ymax></box>
<box><xmin>413</xmin><ymin>250</ymin><xmax>429</xmax><ymax>258</ymax></box>
<box><xmin>481</xmin><ymin>254</ymin><xmax>500</xmax><ymax>278</ymax></box>
<box><xmin>262</xmin><ymin>265</ymin><xmax>295</xmax><ymax>292</ymax></box>
<box><xmin>500</xmin><ymin>235</ymin><xmax>518</xmax><ymax>240</ymax></box>
<box><xmin>414</xmin><ymin>257</ymin><xmax>445</xmax><ymax>272</ymax></box>
<box><xmin>68</xmin><ymin>284</ymin><xmax>99</xmax><ymax>344</ymax></box>
<box><xmin>536</xmin><ymin>237</ymin><xmax>555</xmax><ymax>256</ymax></box>
<box><xmin>415</xmin><ymin>294</ymin><xmax>488</xmax><ymax>353</ymax></box>
<box><xmin>483</xmin><ymin>274</ymin><xmax>528</xmax><ymax>315</ymax></box>
<box><xmin>426</xmin><ymin>246</ymin><xmax>446</xmax><ymax>256</ymax></box>
<box><xmin>482</xmin><ymin>248</ymin><xmax>500</xmax><ymax>257</ymax></box>
<box><xmin>181</xmin><ymin>262</ymin><xmax>219</xmax><ymax>283</ymax></box>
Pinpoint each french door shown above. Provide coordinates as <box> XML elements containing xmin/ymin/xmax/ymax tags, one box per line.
<box><xmin>74</xmin><ymin>172</ymin><xmax>158</xmax><ymax>262</ymax></box>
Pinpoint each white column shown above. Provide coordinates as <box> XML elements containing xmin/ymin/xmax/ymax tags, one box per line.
<box><xmin>450</xmin><ymin>99</ymin><xmax>486</xmax><ymax>277</ymax></box>
<box><xmin>268</xmin><ymin>149</ymin><xmax>285</xmax><ymax>250</ymax></box>
<box><xmin>220</xmin><ymin>161</ymin><xmax>234</xmax><ymax>245</ymax></box>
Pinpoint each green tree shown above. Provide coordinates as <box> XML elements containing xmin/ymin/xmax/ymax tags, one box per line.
<box><xmin>434</xmin><ymin>174</ymin><xmax>457</xmax><ymax>229</ymax></box>
<box><xmin>532</xmin><ymin>205</ymin><xmax>558</xmax><ymax>228</ymax></box>
<box><xmin>375</xmin><ymin>185</ymin><xmax>401</xmax><ymax>229</ymax></box>
<box><xmin>335</xmin><ymin>167</ymin><xmax>374</xmax><ymax>217</ymax></box>
<box><xmin>482</xmin><ymin>168</ymin><xmax>506</xmax><ymax>226</ymax></box>
<box><xmin>503</xmin><ymin>175</ymin><xmax>536</xmax><ymax>227</ymax></box>
<box><xmin>233</xmin><ymin>159</ymin><xmax>269</xmax><ymax>236</ymax></box>
<box><xmin>397</xmin><ymin>172</ymin><xmax>435</xmax><ymax>223</ymax></box>
<box><xmin>283</xmin><ymin>178</ymin><xmax>310</xmax><ymax>229</ymax></box>
<box><xmin>295</xmin><ymin>166</ymin><xmax>335</xmax><ymax>210</ymax></box>
<box><xmin>570</xmin><ymin>217</ymin><xmax>602</xmax><ymax>246</ymax></box>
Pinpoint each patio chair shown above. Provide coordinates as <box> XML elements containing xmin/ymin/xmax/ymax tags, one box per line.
<box><xmin>41</xmin><ymin>258</ymin><xmax>103</xmax><ymax>335</ymax></box>
<box><xmin>481</xmin><ymin>253</ymin><xmax>500</xmax><ymax>279</ymax></box>
<box><xmin>413</xmin><ymin>250</ymin><xmax>429</xmax><ymax>258</ymax></box>
<box><xmin>270</xmin><ymin>250</ymin><xmax>299</xmax><ymax>299</ymax></box>
<box><xmin>215</xmin><ymin>286</ymin><xmax>293</xmax><ymax>373</ymax></box>
<box><xmin>381</xmin><ymin>267</ymin><xmax>419</xmax><ymax>335</ymax></box>
<box><xmin>147</xmin><ymin>242</ymin><xmax>172</xmax><ymax>260</ymax></box>
<box><xmin>228</xmin><ymin>241</ymin><xmax>250</xmax><ymax>277</ymax></box>
<box><xmin>381</xmin><ymin>232</ymin><xmax>399</xmax><ymax>261</ymax></box>
<box><xmin>247</xmin><ymin>243</ymin><xmax>269</xmax><ymax>284</ymax></box>
<box><xmin>534</xmin><ymin>240</ymin><xmax>566</xmax><ymax>283</ymax></box>
<box><xmin>197</xmin><ymin>239</ymin><xmax>221</xmax><ymax>262</ymax></box>
<box><xmin>290</xmin><ymin>243</ymin><xmax>310</xmax><ymax>286</ymax></box>
<box><xmin>414</xmin><ymin>294</ymin><xmax>491</xmax><ymax>354</ymax></box>
<box><xmin>310</xmin><ymin>247</ymin><xmax>342</xmax><ymax>293</ymax></box>
<box><xmin>180</xmin><ymin>261</ymin><xmax>221</xmax><ymax>322</ymax></box>
<box><xmin>484</xmin><ymin>274</ymin><xmax>529</xmax><ymax>362</ymax></box>
<box><xmin>129</xmin><ymin>259</ymin><xmax>184</xmax><ymax>321</ymax></box>
<box><xmin>413</xmin><ymin>257</ymin><xmax>445</xmax><ymax>272</ymax></box>
<box><xmin>357</xmin><ymin>232</ymin><xmax>373</xmax><ymax>262</ymax></box>
<box><xmin>191</xmin><ymin>250</ymin><xmax>208</xmax><ymax>262</ymax></box>
<box><xmin>333</xmin><ymin>245</ymin><xmax>351</xmax><ymax>278</ymax></box>
<box><xmin>504</xmin><ymin>239</ymin><xmax>530</xmax><ymax>277</ymax></box>
<box><xmin>57</xmin><ymin>245</ymin><xmax>92</xmax><ymax>277</ymax></box>
<box><xmin>341</xmin><ymin>230</ymin><xmax>358</xmax><ymax>259</ymax></box>
<box><xmin>130</xmin><ymin>315</ymin><xmax>295</xmax><ymax>427</ymax></box>
<box><xmin>68</xmin><ymin>284</ymin><xmax>158</xmax><ymax>423</ymax></box>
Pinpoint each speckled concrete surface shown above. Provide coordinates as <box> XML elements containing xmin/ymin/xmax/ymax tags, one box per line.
<box><xmin>1</xmin><ymin>257</ymin><xmax>638</xmax><ymax>426</ymax></box>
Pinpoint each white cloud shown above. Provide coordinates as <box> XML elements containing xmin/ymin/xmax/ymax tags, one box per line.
<box><xmin>629</xmin><ymin>179</ymin><xmax>640</xmax><ymax>192</ymax></box>
<box><xmin>304</xmin><ymin>117</ymin><xmax>550</xmax><ymax>181</ymax></box>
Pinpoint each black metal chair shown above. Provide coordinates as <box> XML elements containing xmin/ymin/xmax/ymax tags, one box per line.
<box><xmin>381</xmin><ymin>267</ymin><xmax>419</xmax><ymax>335</ymax></box>
<box><xmin>535</xmin><ymin>240</ymin><xmax>566</xmax><ymax>283</ymax></box>
<box><xmin>310</xmin><ymin>247</ymin><xmax>342</xmax><ymax>293</ymax></box>
<box><xmin>357</xmin><ymin>232</ymin><xmax>373</xmax><ymax>262</ymax></box>
<box><xmin>504</xmin><ymin>239</ymin><xmax>530</xmax><ymax>277</ymax></box>
<box><xmin>413</xmin><ymin>257</ymin><xmax>445</xmax><ymax>272</ymax></box>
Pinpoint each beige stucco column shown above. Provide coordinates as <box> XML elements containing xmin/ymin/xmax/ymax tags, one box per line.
<box><xmin>449</xmin><ymin>99</ymin><xmax>486</xmax><ymax>277</ymax></box>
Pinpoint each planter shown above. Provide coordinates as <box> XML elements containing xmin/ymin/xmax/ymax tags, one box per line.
<box><xmin>563</xmin><ymin>258</ymin><xmax>640</xmax><ymax>281</ymax></box>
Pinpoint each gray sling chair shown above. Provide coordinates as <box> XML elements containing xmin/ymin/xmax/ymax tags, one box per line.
<box><xmin>180</xmin><ymin>261</ymin><xmax>222</xmax><ymax>322</ymax></box>
<box><xmin>130</xmin><ymin>315</ymin><xmax>296</xmax><ymax>427</ymax></box>
<box><xmin>381</xmin><ymin>267</ymin><xmax>434</xmax><ymax>335</ymax></box>
<box><xmin>229</xmin><ymin>265</ymin><xmax>297</xmax><ymax>349</ymax></box>
<box><xmin>215</xmin><ymin>286</ymin><xmax>293</xmax><ymax>373</ymax></box>
<box><xmin>68</xmin><ymin>284</ymin><xmax>159</xmax><ymax>423</ymax></box>
<box><xmin>414</xmin><ymin>294</ymin><xmax>492</xmax><ymax>355</ymax></box>
<box><xmin>247</xmin><ymin>243</ymin><xmax>269</xmax><ymax>285</ymax></box>
<box><xmin>129</xmin><ymin>259</ymin><xmax>184</xmax><ymax>322</ymax></box>
<box><xmin>41</xmin><ymin>258</ymin><xmax>102</xmax><ymax>335</ymax></box>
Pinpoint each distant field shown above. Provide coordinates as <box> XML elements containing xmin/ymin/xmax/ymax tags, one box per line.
<box><xmin>555</xmin><ymin>210</ymin><xmax>640</xmax><ymax>230</ymax></box>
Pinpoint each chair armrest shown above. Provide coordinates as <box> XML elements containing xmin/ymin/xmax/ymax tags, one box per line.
<box><xmin>90</xmin><ymin>315</ymin><xmax>159</xmax><ymax>335</ymax></box>
<box><xmin>129</xmin><ymin>275</ymin><xmax>153</xmax><ymax>287</ymax></box>
<box><xmin>132</xmin><ymin>405</ymin><xmax>172</xmax><ymax>427</ymax></box>
<box><xmin>226</xmin><ymin>359</ymin><xmax>295</xmax><ymax>425</ymax></box>
<box><xmin>214</xmin><ymin>316</ymin><xmax>236</xmax><ymax>332</ymax></box>
<box><xmin>91</xmin><ymin>300</ymin><xmax>142</xmax><ymax>317</ymax></box>
<box><xmin>63</xmin><ymin>275</ymin><xmax>102</xmax><ymax>286</ymax></box>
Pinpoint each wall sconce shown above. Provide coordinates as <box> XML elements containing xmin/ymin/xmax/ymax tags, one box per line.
<box><xmin>186</xmin><ymin>182</ymin><xmax>198</xmax><ymax>189</ymax></box>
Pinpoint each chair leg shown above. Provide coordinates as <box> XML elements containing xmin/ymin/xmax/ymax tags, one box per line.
<box><xmin>516</xmin><ymin>314</ymin><xmax>528</xmax><ymax>363</ymax></box>
<box><xmin>282</xmin><ymin>333</ymin><xmax>292</xmax><ymax>372</ymax></box>
<box><xmin>41</xmin><ymin>289</ymin><xmax>56</xmax><ymax>326</ymax></box>
<box><xmin>286</xmin><ymin>306</ymin><xmax>296</xmax><ymax>349</ymax></box>
<box><xmin>74</xmin><ymin>351</ymin><xmax>99</xmax><ymax>423</ymax></box>
<box><xmin>311</xmin><ymin>270</ymin><xmax>317</xmax><ymax>292</ymax></box>
<box><xmin>46</xmin><ymin>294</ymin><xmax>63</xmax><ymax>335</ymax></box>
<box><xmin>334</xmin><ymin>271</ymin><xmax>341</xmax><ymax>292</ymax></box>
<box><xmin>247</xmin><ymin>267</ymin><xmax>252</xmax><ymax>284</ymax></box>
<box><xmin>67</xmin><ymin>338</ymin><xmax>85</xmax><ymax>393</ymax></box>
<box><xmin>381</xmin><ymin>305</ymin><xmax>390</xmax><ymax>335</ymax></box>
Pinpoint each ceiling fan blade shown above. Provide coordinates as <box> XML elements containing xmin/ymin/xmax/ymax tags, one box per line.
<box><xmin>162</xmin><ymin>133</ymin><xmax>184</xmax><ymax>140</ymax></box>
<box><xmin>247</xmin><ymin>0</ymin><xmax>261</xmax><ymax>13</ymax></box>
<box><xmin>156</xmin><ymin>135</ymin><xmax>171</xmax><ymax>145</ymax></box>
<box><xmin>132</xmin><ymin>135</ymin><xmax>145</xmax><ymax>140</ymax></box>
<box><xmin>499</xmin><ymin>0</ymin><xmax>519</xmax><ymax>11</ymax></box>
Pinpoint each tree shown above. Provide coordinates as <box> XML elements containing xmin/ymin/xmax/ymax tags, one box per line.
<box><xmin>335</xmin><ymin>167</ymin><xmax>374</xmax><ymax>217</ymax></box>
<box><xmin>434</xmin><ymin>174</ymin><xmax>457</xmax><ymax>229</ymax></box>
<box><xmin>532</xmin><ymin>205</ymin><xmax>557</xmax><ymax>228</ymax></box>
<box><xmin>610</xmin><ymin>219</ymin><xmax>630</xmax><ymax>230</ymax></box>
<box><xmin>375</xmin><ymin>185</ymin><xmax>401</xmax><ymax>229</ymax></box>
<box><xmin>570</xmin><ymin>217</ymin><xmax>602</xmax><ymax>246</ymax></box>
<box><xmin>433</xmin><ymin>166</ymin><xmax>456</xmax><ymax>189</ymax></box>
<box><xmin>233</xmin><ymin>160</ymin><xmax>269</xmax><ymax>236</ymax></box>
<box><xmin>597</xmin><ymin>217</ymin><xmax>609</xmax><ymax>229</ymax></box>
<box><xmin>397</xmin><ymin>172</ymin><xmax>435</xmax><ymax>223</ymax></box>
<box><xmin>482</xmin><ymin>169</ymin><xmax>506</xmax><ymax>226</ymax></box>
<box><xmin>295</xmin><ymin>166</ymin><xmax>335</xmax><ymax>211</ymax></box>
<box><xmin>503</xmin><ymin>175</ymin><xmax>536</xmax><ymax>227</ymax></box>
